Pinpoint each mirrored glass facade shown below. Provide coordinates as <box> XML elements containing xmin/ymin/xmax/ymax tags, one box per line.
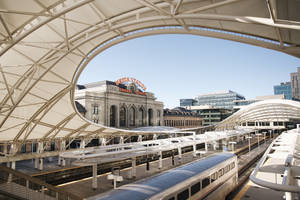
<box><xmin>195</xmin><ymin>90</ymin><xmax>245</xmax><ymax>109</ymax></box>
<box><xmin>273</xmin><ymin>82</ymin><xmax>292</xmax><ymax>100</ymax></box>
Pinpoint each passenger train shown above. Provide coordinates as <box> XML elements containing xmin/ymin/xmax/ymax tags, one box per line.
<box><xmin>90</xmin><ymin>152</ymin><xmax>238</xmax><ymax>200</ymax></box>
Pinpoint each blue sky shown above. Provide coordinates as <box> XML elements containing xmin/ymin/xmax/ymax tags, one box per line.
<box><xmin>78</xmin><ymin>34</ymin><xmax>300</xmax><ymax>109</ymax></box>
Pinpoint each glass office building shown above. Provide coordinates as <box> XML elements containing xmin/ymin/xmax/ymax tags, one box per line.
<box><xmin>273</xmin><ymin>82</ymin><xmax>292</xmax><ymax>100</ymax></box>
<box><xmin>180</xmin><ymin>99</ymin><xmax>197</xmax><ymax>107</ymax></box>
<box><xmin>195</xmin><ymin>90</ymin><xmax>245</xmax><ymax>110</ymax></box>
<box><xmin>192</xmin><ymin>108</ymin><xmax>232</xmax><ymax>126</ymax></box>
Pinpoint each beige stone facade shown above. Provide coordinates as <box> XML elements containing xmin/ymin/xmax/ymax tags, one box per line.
<box><xmin>75</xmin><ymin>81</ymin><xmax>164</xmax><ymax>129</ymax></box>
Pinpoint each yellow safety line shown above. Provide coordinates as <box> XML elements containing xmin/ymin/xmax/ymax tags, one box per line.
<box><xmin>233</xmin><ymin>181</ymin><xmax>251</xmax><ymax>200</ymax></box>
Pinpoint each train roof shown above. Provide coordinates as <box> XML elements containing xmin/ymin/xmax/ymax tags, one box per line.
<box><xmin>91</xmin><ymin>153</ymin><xmax>235</xmax><ymax>200</ymax></box>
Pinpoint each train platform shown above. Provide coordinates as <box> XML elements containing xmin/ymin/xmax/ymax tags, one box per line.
<box><xmin>234</xmin><ymin>181</ymin><xmax>283</xmax><ymax>200</ymax></box>
<box><xmin>234</xmin><ymin>137</ymin><xmax>290</xmax><ymax>200</ymax></box>
<box><xmin>57</xmin><ymin>141</ymin><xmax>270</xmax><ymax>199</ymax></box>
<box><xmin>12</xmin><ymin>135</ymin><xmax>262</xmax><ymax>176</ymax></box>
<box><xmin>234</xmin><ymin>154</ymin><xmax>285</xmax><ymax>200</ymax></box>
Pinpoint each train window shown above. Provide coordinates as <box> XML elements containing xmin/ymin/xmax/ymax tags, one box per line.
<box><xmin>191</xmin><ymin>182</ymin><xmax>201</xmax><ymax>195</ymax></box>
<box><xmin>218</xmin><ymin>169</ymin><xmax>224</xmax><ymax>177</ymax></box>
<box><xmin>230</xmin><ymin>162</ymin><xmax>235</xmax><ymax>170</ymax></box>
<box><xmin>224</xmin><ymin>165</ymin><xmax>230</xmax><ymax>173</ymax></box>
<box><xmin>202</xmin><ymin>177</ymin><xmax>210</xmax><ymax>189</ymax></box>
<box><xmin>211</xmin><ymin>172</ymin><xmax>218</xmax><ymax>183</ymax></box>
<box><xmin>168</xmin><ymin>197</ymin><xmax>175</xmax><ymax>200</ymax></box>
<box><xmin>177</xmin><ymin>189</ymin><xmax>189</xmax><ymax>200</ymax></box>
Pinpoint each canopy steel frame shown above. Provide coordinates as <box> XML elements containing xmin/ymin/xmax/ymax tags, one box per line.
<box><xmin>0</xmin><ymin>0</ymin><xmax>300</xmax><ymax>144</ymax></box>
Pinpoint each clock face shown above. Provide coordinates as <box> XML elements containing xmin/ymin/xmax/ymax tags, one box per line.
<box><xmin>115</xmin><ymin>77</ymin><xmax>146</xmax><ymax>92</ymax></box>
<box><xmin>128</xmin><ymin>83</ymin><xmax>137</xmax><ymax>93</ymax></box>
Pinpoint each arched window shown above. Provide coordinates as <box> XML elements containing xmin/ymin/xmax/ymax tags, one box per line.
<box><xmin>129</xmin><ymin>107</ymin><xmax>136</xmax><ymax>127</ymax></box>
<box><xmin>138</xmin><ymin>107</ymin><xmax>144</xmax><ymax>126</ymax></box>
<box><xmin>148</xmin><ymin>109</ymin><xmax>153</xmax><ymax>126</ymax></box>
<box><xmin>110</xmin><ymin>105</ymin><xmax>116</xmax><ymax>127</ymax></box>
<box><xmin>120</xmin><ymin>107</ymin><xmax>126</xmax><ymax>127</ymax></box>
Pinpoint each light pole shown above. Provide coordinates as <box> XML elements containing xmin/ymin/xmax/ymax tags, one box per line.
<box><xmin>263</xmin><ymin>132</ymin><xmax>266</xmax><ymax>144</ymax></box>
<box><xmin>246</xmin><ymin>136</ymin><xmax>252</xmax><ymax>152</ymax></box>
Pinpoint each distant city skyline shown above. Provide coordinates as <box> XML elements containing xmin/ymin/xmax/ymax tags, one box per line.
<box><xmin>78</xmin><ymin>34</ymin><xmax>300</xmax><ymax>109</ymax></box>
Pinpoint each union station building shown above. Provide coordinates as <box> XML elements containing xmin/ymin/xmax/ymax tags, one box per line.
<box><xmin>75</xmin><ymin>78</ymin><xmax>164</xmax><ymax>129</ymax></box>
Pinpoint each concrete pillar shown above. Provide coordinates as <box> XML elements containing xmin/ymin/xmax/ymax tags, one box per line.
<box><xmin>178</xmin><ymin>146</ymin><xmax>182</xmax><ymax>163</ymax></box>
<box><xmin>61</xmin><ymin>140</ymin><xmax>66</xmax><ymax>151</ymax></box>
<box><xmin>38</xmin><ymin>141</ymin><xmax>44</xmax><ymax>154</ymax></box>
<box><xmin>131</xmin><ymin>157</ymin><xmax>136</xmax><ymax>178</ymax></box>
<box><xmin>213</xmin><ymin>142</ymin><xmax>217</xmax><ymax>151</ymax></box>
<box><xmin>120</xmin><ymin>136</ymin><xmax>124</xmax><ymax>144</ymax></box>
<box><xmin>39</xmin><ymin>158</ymin><xmax>43</xmax><ymax>170</ymax></box>
<box><xmin>80</xmin><ymin>140</ymin><xmax>86</xmax><ymax>149</ymax></box>
<box><xmin>9</xmin><ymin>143</ymin><xmax>18</xmax><ymax>155</ymax></box>
<box><xmin>297</xmin><ymin>124</ymin><xmax>300</xmax><ymax>133</ymax></box>
<box><xmin>205</xmin><ymin>142</ymin><xmax>208</xmax><ymax>152</ymax></box>
<box><xmin>153</xmin><ymin>134</ymin><xmax>157</xmax><ymax>140</ymax></box>
<box><xmin>92</xmin><ymin>163</ymin><xmax>97</xmax><ymax>189</ymax></box>
<box><xmin>58</xmin><ymin>140</ymin><xmax>66</xmax><ymax>166</ymax></box>
<box><xmin>100</xmin><ymin>138</ymin><xmax>106</xmax><ymax>146</ymax></box>
<box><xmin>158</xmin><ymin>151</ymin><xmax>162</xmax><ymax>169</ymax></box>
<box><xmin>11</xmin><ymin>161</ymin><xmax>15</xmax><ymax>170</ymax></box>
<box><xmin>62</xmin><ymin>158</ymin><xmax>66</xmax><ymax>167</ymax></box>
<box><xmin>138</xmin><ymin>135</ymin><xmax>143</xmax><ymax>142</ymax></box>
<box><xmin>193</xmin><ymin>144</ymin><xmax>196</xmax><ymax>157</ymax></box>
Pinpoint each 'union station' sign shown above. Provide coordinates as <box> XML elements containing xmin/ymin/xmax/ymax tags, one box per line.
<box><xmin>115</xmin><ymin>77</ymin><xmax>147</xmax><ymax>95</ymax></box>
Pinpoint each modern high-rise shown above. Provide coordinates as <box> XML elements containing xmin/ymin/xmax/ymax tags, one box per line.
<box><xmin>273</xmin><ymin>82</ymin><xmax>292</xmax><ymax>100</ymax></box>
<box><xmin>195</xmin><ymin>90</ymin><xmax>245</xmax><ymax>110</ymax></box>
<box><xmin>291</xmin><ymin>67</ymin><xmax>300</xmax><ymax>100</ymax></box>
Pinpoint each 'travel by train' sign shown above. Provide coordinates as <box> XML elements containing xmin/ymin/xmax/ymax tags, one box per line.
<box><xmin>115</xmin><ymin>77</ymin><xmax>147</xmax><ymax>91</ymax></box>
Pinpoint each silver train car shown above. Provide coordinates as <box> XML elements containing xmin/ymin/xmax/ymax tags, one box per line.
<box><xmin>92</xmin><ymin>152</ymin><xmax>238</xmax><ymax>200</ymax></box>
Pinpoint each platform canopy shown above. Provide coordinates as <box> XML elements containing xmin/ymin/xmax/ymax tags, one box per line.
<box><xmin>0</xmin><ymin>0</ymin><xmax>300</xmax><ymax>143</ymax></box>
<box><xmin>217</xmin><ymin>99</ymin><xmax>300</xmax><ymax>129</ymax></box>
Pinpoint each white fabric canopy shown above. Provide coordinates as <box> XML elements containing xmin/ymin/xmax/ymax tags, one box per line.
<box><xmin>217</xmin><ymin>99</ymin><xmax>300</xmax><ymax>129</ymax></box>
<box><xmin>0</xmin><ymin>0</ymin><xmax>300</xmax><ymax>142</ymax></box>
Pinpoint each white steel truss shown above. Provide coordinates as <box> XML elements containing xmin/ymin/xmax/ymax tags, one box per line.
<box><xmin>0</xmin><ymin>0</ymin><xmax>300</xmax><ymax>143</ymax></box>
